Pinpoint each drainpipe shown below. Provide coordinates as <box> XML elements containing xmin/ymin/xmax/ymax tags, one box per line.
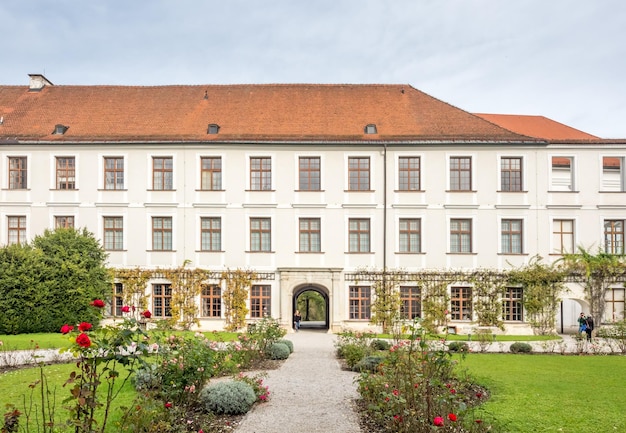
<box><xmin>383</xmin><ymin>142</ymin><xmax>388</xmax><ymax>273</ymax></box>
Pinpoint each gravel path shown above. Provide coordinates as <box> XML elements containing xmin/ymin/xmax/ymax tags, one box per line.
<box><xmin>235</xmin><ymin>330</ymin><xmax>361</xmax><ymax>433</ymax></box>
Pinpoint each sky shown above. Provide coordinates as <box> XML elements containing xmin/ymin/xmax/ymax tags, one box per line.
<box><xmin>1</xmin><ymin>0</ymin><xmax>625</xmax><ymax>138</ymax></box>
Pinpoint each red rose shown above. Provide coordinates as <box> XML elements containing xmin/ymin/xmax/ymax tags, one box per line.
<box><xmin>142</xmin><ymin>310</ymin><xmax>152</xmax><ymax>319</ymax></box>
<box><xmin>448</xmin><ymin>413</ymin><xmax>457</xmax><ymax>422</ymax></box>
<box><xmin>90</xmin><ymin>299</ymin><xmax>105</xmax><ymax>308</ymax></box>
<box><xmin>76</xmin><ymin>333</ymin><xmax>92</xmax><ymax>348</ymax></box>
<box><xmin>434</xmin><ymin>416</ymin><xmax>444</xmax><ymax>427</ymax></box>
<box><xmin>78</xmin><ymin>322</ymin><xmax>92</xmax><ymax>332</ymax></box>
<box><xmin>121</xmin><ymin>305</ymin><xmax>130</xmax><ymax>313</ymax></box>
<box><xmin>164</xmin><ymin>402</ymin><xmax>172</xmax><ymax>408</ymax></box>
<box><xmin>60</xmin><ymin>324</ymin><xmax>74</xmax><ymax>334</ymax></box>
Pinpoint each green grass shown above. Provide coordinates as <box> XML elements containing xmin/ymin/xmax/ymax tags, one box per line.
<box><xmin>458</xmin><ymin>354</ymin><xmax>626</xmax><ymax>432</ymax></box>
<box><xmin>372</xmin><ymin>333</ymin><xmax>560</xmax><ymax>342</ymax></box>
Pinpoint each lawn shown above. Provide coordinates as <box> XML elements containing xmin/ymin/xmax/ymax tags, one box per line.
<box><xmin>459</xmin><ymin>353</ymin><xmax>626</xmax><ymax>432</ymax></box>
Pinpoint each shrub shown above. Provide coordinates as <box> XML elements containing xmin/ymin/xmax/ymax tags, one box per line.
<box><xmin>267</xmin><ymin>342</ymin><xmax>290</xmax><ymax>360</ymax></box>
<box><xmin>354</xmin><ymin>355</ymin><xmax>384</xmax><ymax>372</ymax></box>
<box><xmin>276</xmin><ymin>338</ymin><xmax>294</xmax><ymax>353</ymax></box>
<box><xmin>200</xmin><ymin>381</ymin><xmax>257</xmax><ymax>415</ymax></box>
<box><xmin>370</xmin><ymin>339</ymin><xmax>391</xmax><ymax>351</ymax></box>
<box><xmin>335</xmin><ymin>330</ymin><xmax>375</xmax><ymax>369</ymax></box>
<box><xmin>448</xmin><ymin>341</ymin><xmax>470</xmax><ymax>353</ymax></box>
<box><xmin>132</xmin><ymin>364</ymin><xmax>160</xmax><ymax>391</ymax></box>
<box><xmin>510</xmin><ymin>342</ymin><xmax>533</xmax><ymax>353</ymax></box>
<box><xmin>246</xmin><ymin>317</ymin><xmax>287</xmax><ymax>356</ymax></box>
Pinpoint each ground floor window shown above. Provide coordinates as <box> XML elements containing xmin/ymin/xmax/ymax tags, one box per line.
<box><xmin>111</xmin><ymin>282</ymin><xmax>123</xmax><ymax>316</ymax></box>
<box><xmin>250</xmin><ymin>285</ymin><xmax>271</xmax><ymax>318</ymax></box>
<box><xmin>349</xmin><ymin>286</ymin><xmax>371</xmax><ymax>320</ymax></box>
<box><xmin>605</xmin><ymin>288</ymin><xmax>625</xmax><ymax>322</ymax></box>
<box><xmin>152</xmin><ymin>283</ymin><xmax>172</xmax><ymax>318</ymax></box>
<box><xmin>502</xmin><ymin>287</ymin><xmax>523</xmax><ymax>321</ymax></box>
<box><xmin>201</xmin><ymin>284</ymin><xmax>222</xmax><ymax>318</ymax></box>
<box><xmin>450</xmin><ymin>286</ymin><xmax>472</xmax><ymax>321</ymax></box>
<box><xmin>400</xmin><ymin>286</ymin><xmax>421</xmax><ymax>319</ymax></box>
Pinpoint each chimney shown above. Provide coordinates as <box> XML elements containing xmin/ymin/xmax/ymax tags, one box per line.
<box><xmin>28</xmin><ymin>74</ymin><xmax>54</xmax><ymax>91</ymax></box>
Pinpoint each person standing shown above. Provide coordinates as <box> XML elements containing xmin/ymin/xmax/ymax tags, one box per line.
<box><xmin>578</xmin><ymin>312</ymin><xmax>587</xmax><ymax>334</ymax></box>
<box><xmin>293</xmin><ymin>310</ymin><xmax>302</xmax><ymax>332</ymax></box>
<box><xmin>585</xmin><ymin>315</ymin><xmax>594</xmax><ymax>341</ymax></box>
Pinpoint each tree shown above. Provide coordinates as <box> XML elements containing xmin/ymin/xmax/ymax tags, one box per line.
<box><xmin>560</xmin><ymin>247</ymin><xmax>626</xmax><ymax>328</ymax></box>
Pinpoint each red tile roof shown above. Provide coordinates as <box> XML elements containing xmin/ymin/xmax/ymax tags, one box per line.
<box><xmin>474</xmin><ymin>113</ymin><xmax>599</xmax><ymax>140</ymax></box>
<box><xmin>0</xmin><ymin>83</ymin><xmax>540</xmax><ymax>143</ymax></box>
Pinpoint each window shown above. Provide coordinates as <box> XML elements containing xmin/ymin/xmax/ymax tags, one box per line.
<box><xmin>152</xmin><ymin>157</ymin><xmax>173</xmax><ymax>190</ymax></box>
<box><xmin>364</xmin><ymin>124</ymin><xmax>377</xmax><ymax>134</ymax></box>
<box><xmin>449</xmin><ymin>156</ymin><xmax>471</xmax><ymax>191</ymax></box>
<box><xmin>55</xmin><ymin>216</ymin><xmax>75</xmax><ymax>229</ymax></box>
<box><xmin>7</xmin><ymin>216</ymin><xmax>26</xmax><ymax>245</ymax></box>
<box><xmin>201</xmin><ymin>285</ymin><xmax>222</xmax><ymax>317</ymax></box>
<box><xmin>152</xmin><ymin>217</ymin><xmax>173</xmax><ymax>251</ymax></box>
<box><xmin>104</xmin><ymin>217</ymin><xmax>123</xmax><ymax>250</ymax></box>
<box><xmin>104</xmin><ymin>157</ymin><xmax>124</xmax><ymax>190</ymax></box>
<box><xmin>8</xmin><ymin>157</ymin><xmax>27</xmax><ymax>189</ymax></box>
<box><xmin>450</xmin><ymin>219</ymin><xmax>472</xmax><ymax>253</ymax></box>
<box><xmin>56</xmin><ymin>157</ymin><xmax>76</xmax><ymax>190</ymax></box>
<box><xmin>553</xmin><ymin>219</ymin><xmax>574</xmax><ymax>254</ymax></box>
<box><xmin>348</xmin><ymin>157</ymin><xmax>370</xmax><ymax>191</ymax></box>
<box><xmin>604</xmin><ymin>220</ymin><xmax>624</xmax><ymax>254</ymax></box>
<box><xmin>501</xmin><ymin>219</ymin><xmax>523</xmax><ymax>254</ymax></box>
<box><xmin>152</xmin><ymin>284</ymin><xmax>172</xmax><ymax>318</ymax></box>
<box><xmin>299</xmin><ymin>157</ymin><xmax>321</xmax><ymax>191</ymax></box>
<box><xmin>399</xmin><ymin>218</ymin><xmax>421</xmax><ymax>253</ymax></box>
<box><xmin>250</xmin><ymin>285</ymin><xmax>271</xmax><ymax>318</ymax></box>
<box><xmin>250</xmin><ymin>217</ymin><xmax>271</xmax><ymax>252</ymax></box>
<box><xmin>450</xmin><ymin>287</ymin><xmax>472</xmax><ymax>321</ymax></box>
<box><xmin>605</xmin><ymin>288</ymin><xmax>625</xmax><ymax>322</ymax></box>
<box><xmin>349</xmin><ymin>218</ymin><xmax>370</xmax><ymax>252</ymax></box>
<box><xmin>500</xmin><ymin>157</ymin><xmax>522</xmax><ymax>191</ymax></box>
<box><xmin>349</xmin><ymin>286</ymin><xmax>371</xmax><ymax>319</ymax></box>
<box><xmin>550</xmin><ymin>156</ymin><xmax>574</xmax><ymax>191</ymax></box>
<box><xmin>200</xmin><ymin>157</ymin><xmax>222</xmax><ymax>190</ymax></box>
<box><xmin>250</xmin><ymin>157</ymin><xmax>271</xmax><ymax>190</ymax></box>
<box><xmin>400</xmin><ymin>286</ymin><xmax>421</xmax><ymax>319</ymax></box>
<box><xmin>399</xmin><ymin>156</ymin><xmax>420</xmax><ymax>191</ymax></box>
<box><xmin>201</xmin><ymin>217</ymin><xmax>221</xmax><ymax>251</ymax></box>
<box><xmin>299</xmin><ymin>218</ymin><xmax>321</xmax><ymax>252</ymax></box>
<box><xmin>601</xmin><ymin>157</ymin><xmax>625</xmax><ymax>191</ymax></box>
<box><xmin>111</xmin><ymin>283</ymin><xmax>123</xmax><ymax>316</ymax></box>
<box><xmin>502</xmin><ymin>287</ymin><xmax>523</xmax><ymax>321</ymax></box>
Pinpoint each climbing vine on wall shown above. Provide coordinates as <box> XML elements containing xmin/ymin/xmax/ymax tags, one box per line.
<box><xmin>111</xmin><ymin>267</ymin><xmax>153</xmax><ymax>319</ymax></box>
<box><xmin>163</xmin><ymin>261</ymin><xmax>207</xmax><ymax>330</ymax></box>
<box><xmin>221</xmin><ymin>269</ymin><xmax>257</xmax><ymax>332</ymax></box>
<box><xmin>369</xmin><ymin>269</ymin><xmax>404</xmax><ymax>334</ymax></box>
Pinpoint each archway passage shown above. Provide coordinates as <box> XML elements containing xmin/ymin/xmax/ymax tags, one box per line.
<box><xmin>293</xmin><ymin>285</ymin><xmax>329</xmax><ymax>330</ymax></box>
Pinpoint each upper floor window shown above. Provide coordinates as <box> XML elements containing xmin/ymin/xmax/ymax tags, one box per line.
<box><xmin>500</xmin><ymin>157</ymin><xmax>522</xmax><ymax>191</ymax></box>
<box><xmin>604</xmin><ymin>220</ymin><xmax>624</xmax><ymax>254</ymax></box>
<box><xmin>201</xmin><ymin>157</ymin><xmax>222</xmax><ymax>190</ymax></box>
<box><xmin>601</xmin><ymin>156</ymin><xmax>625</xmax><ymax>192</ymax></box>
<box><xmin>398</xmin><ymin>156</ymin><xmax>420</xmax><ymax>191</ymax></box>
<box><xmin>449</xmin><ymin>156</ymin><xmax>472</xmax><ymax>191</ymax></box>
<box><xmin>451</xmin><ymin>286</ymin><xmax>472</xmax><ymax>321</ymax></box>
<box><xmin>299</xmin><ymin>157</ymin><xmax>321</xmax><ymax>191</ymax></box>
<box><xmin>501</xmin><ymin>219</ymin><xmax>523</xmax><ymax>254</ymax></box>
<box><xmin>550</xmin><ymin>156</ymin><xmax>574</xmax><ymax>191</ymax></box>
<box><xmin>400</xmin><ymin>286</ymin><xmax>421</xmax><ymax>319</ymax></box>
<box><xmin>450</xmin><ymin>218</ymin><xmax>472</xmax><ymax>253</ymax></box>
<box><xmin>55</xmin><ymin>216</ymin><xmax>75</xmax><ymax>229</ymax></box>
<box><xmin>56</xmin><ymin>156</ymin><xmax>76</xmax><ymax>190</ymax></box>
<box><xmin>104</xmin><ymin>157</ymin><xmax>124</xmax><ymax>190</ymax></box>
<box><xmin>152</xmin><ymin>217</ymin><xmax>173</xmax><ymax>251</ymax></box>
<box><xmin>502</xmin><ymin>287</ymin><xmax>523</xmax><ymax>321</ymax></box>
<box><xmin>7</xmin><ymin>216</ymin><xmax>26</xmax><ymax>245</ymax></box>
<box><xmin>152</xmin><ymin>157</ymin><xmax>173</xmax><ymax>190</ymax></box>
<box><xmin>250</xmin><ymin>157</ymin><xmax>271</xmax><ymax>191</ymax></box>
<box><xmin>348</xmin><ymin>157</ymin><xmax>370</xmax><ymax>191</ymax></box>
<box><xmin>348</xmin><ymin>218</ymin><xmax>370</xmax><ymax>253</ymax></box>
<box><xmin>8</xmin><ymin>157</ymin><xmax>27</xmax><ymax>189</ymax></box>
<box><xmin>399</xmin><ymin>218</ymin><xmax>421</xmax><ymax>253</ymax></box>
<box><xmin>299</xmin><ymin>218</ymin><xmax>321</xmax><ymax>252</ymax></box>
<box><xmin>201</xmin><ymin>217</ymin><xmax>222</xmax><ymax>251</ymax></box>
<box><xmin>103</xmin><ymin>216</ymin><xmax>124</xmax><ymax>251</ymax></box>
<box><xmin>250</xmin><ymin>217</ymin><xmax>271</xmax><ymax>252</ymax></box>
<box><xmin>552</xmin><ymin>219</ymin><xmax>574</xmax><ymax>254</ymax></box>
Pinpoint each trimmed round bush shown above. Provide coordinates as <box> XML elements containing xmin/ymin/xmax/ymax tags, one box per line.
<box><xmin>132</xmin><ymin>364</ymin><xmax>160</xmax><ymax>391</ymax></box>
<box><xmin>277</xmin><ymin>338</ymin><xmax>294</xmax><ymax>353</ymax></box>
<box><xmin>267</xmin><ymin>342</ymin><xmax>290</xmax><ymax>360</ymax></box>
<box><xmin>447</xmin><ymin>341</ymin><xmax>470</xmax><ymax>353</ymax></box>
<box><xmin>510</xmin><ymin>342</ymin><xmax>533</xmax><ymax>354</ymax></box>
<box><xmin>370</xmin><ymin>339</ymin><xmax>391</xmax><ymax>351</ymax></box>
<box><xmin>354</xmin><ymin>355</ymin><xmax>384</xmax><ymax>372</ymax></box>
<box><xmin>200</xmin><ymin>381</ymin><xmax>257</xmax><ymax>415</ymax></box>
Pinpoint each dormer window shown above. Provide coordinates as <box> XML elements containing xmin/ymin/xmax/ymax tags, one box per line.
<box><xmin>364</xmin><ymin>124</ymin><xmax>377</xmax><ymax>134</ymax></box>
<box><xmin>53</xmin><ymin>124</ymin><xmax>69</xmax><ymax>135</ymax></box>
<box><xmin>207</xmin><ymin>124</ymin><xmax>220</xmax><ymax>134</ymax></box>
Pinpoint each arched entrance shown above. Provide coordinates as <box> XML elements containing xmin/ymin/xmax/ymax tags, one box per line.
<box><xmin>293</xmin><ymin>285</ymin><xmax>329</xmax><ymax>330</ymax></box>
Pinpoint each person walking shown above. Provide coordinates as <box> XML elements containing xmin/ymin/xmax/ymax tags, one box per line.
<box><xmin>585</xmin><ymin>315</ymin><xmax>594</xmax><ymax>341</ymax></box>
<box><xmin>293</xmin><ymin>310</ymin><xmax>302</xmax><ymax>332</ymax></box>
